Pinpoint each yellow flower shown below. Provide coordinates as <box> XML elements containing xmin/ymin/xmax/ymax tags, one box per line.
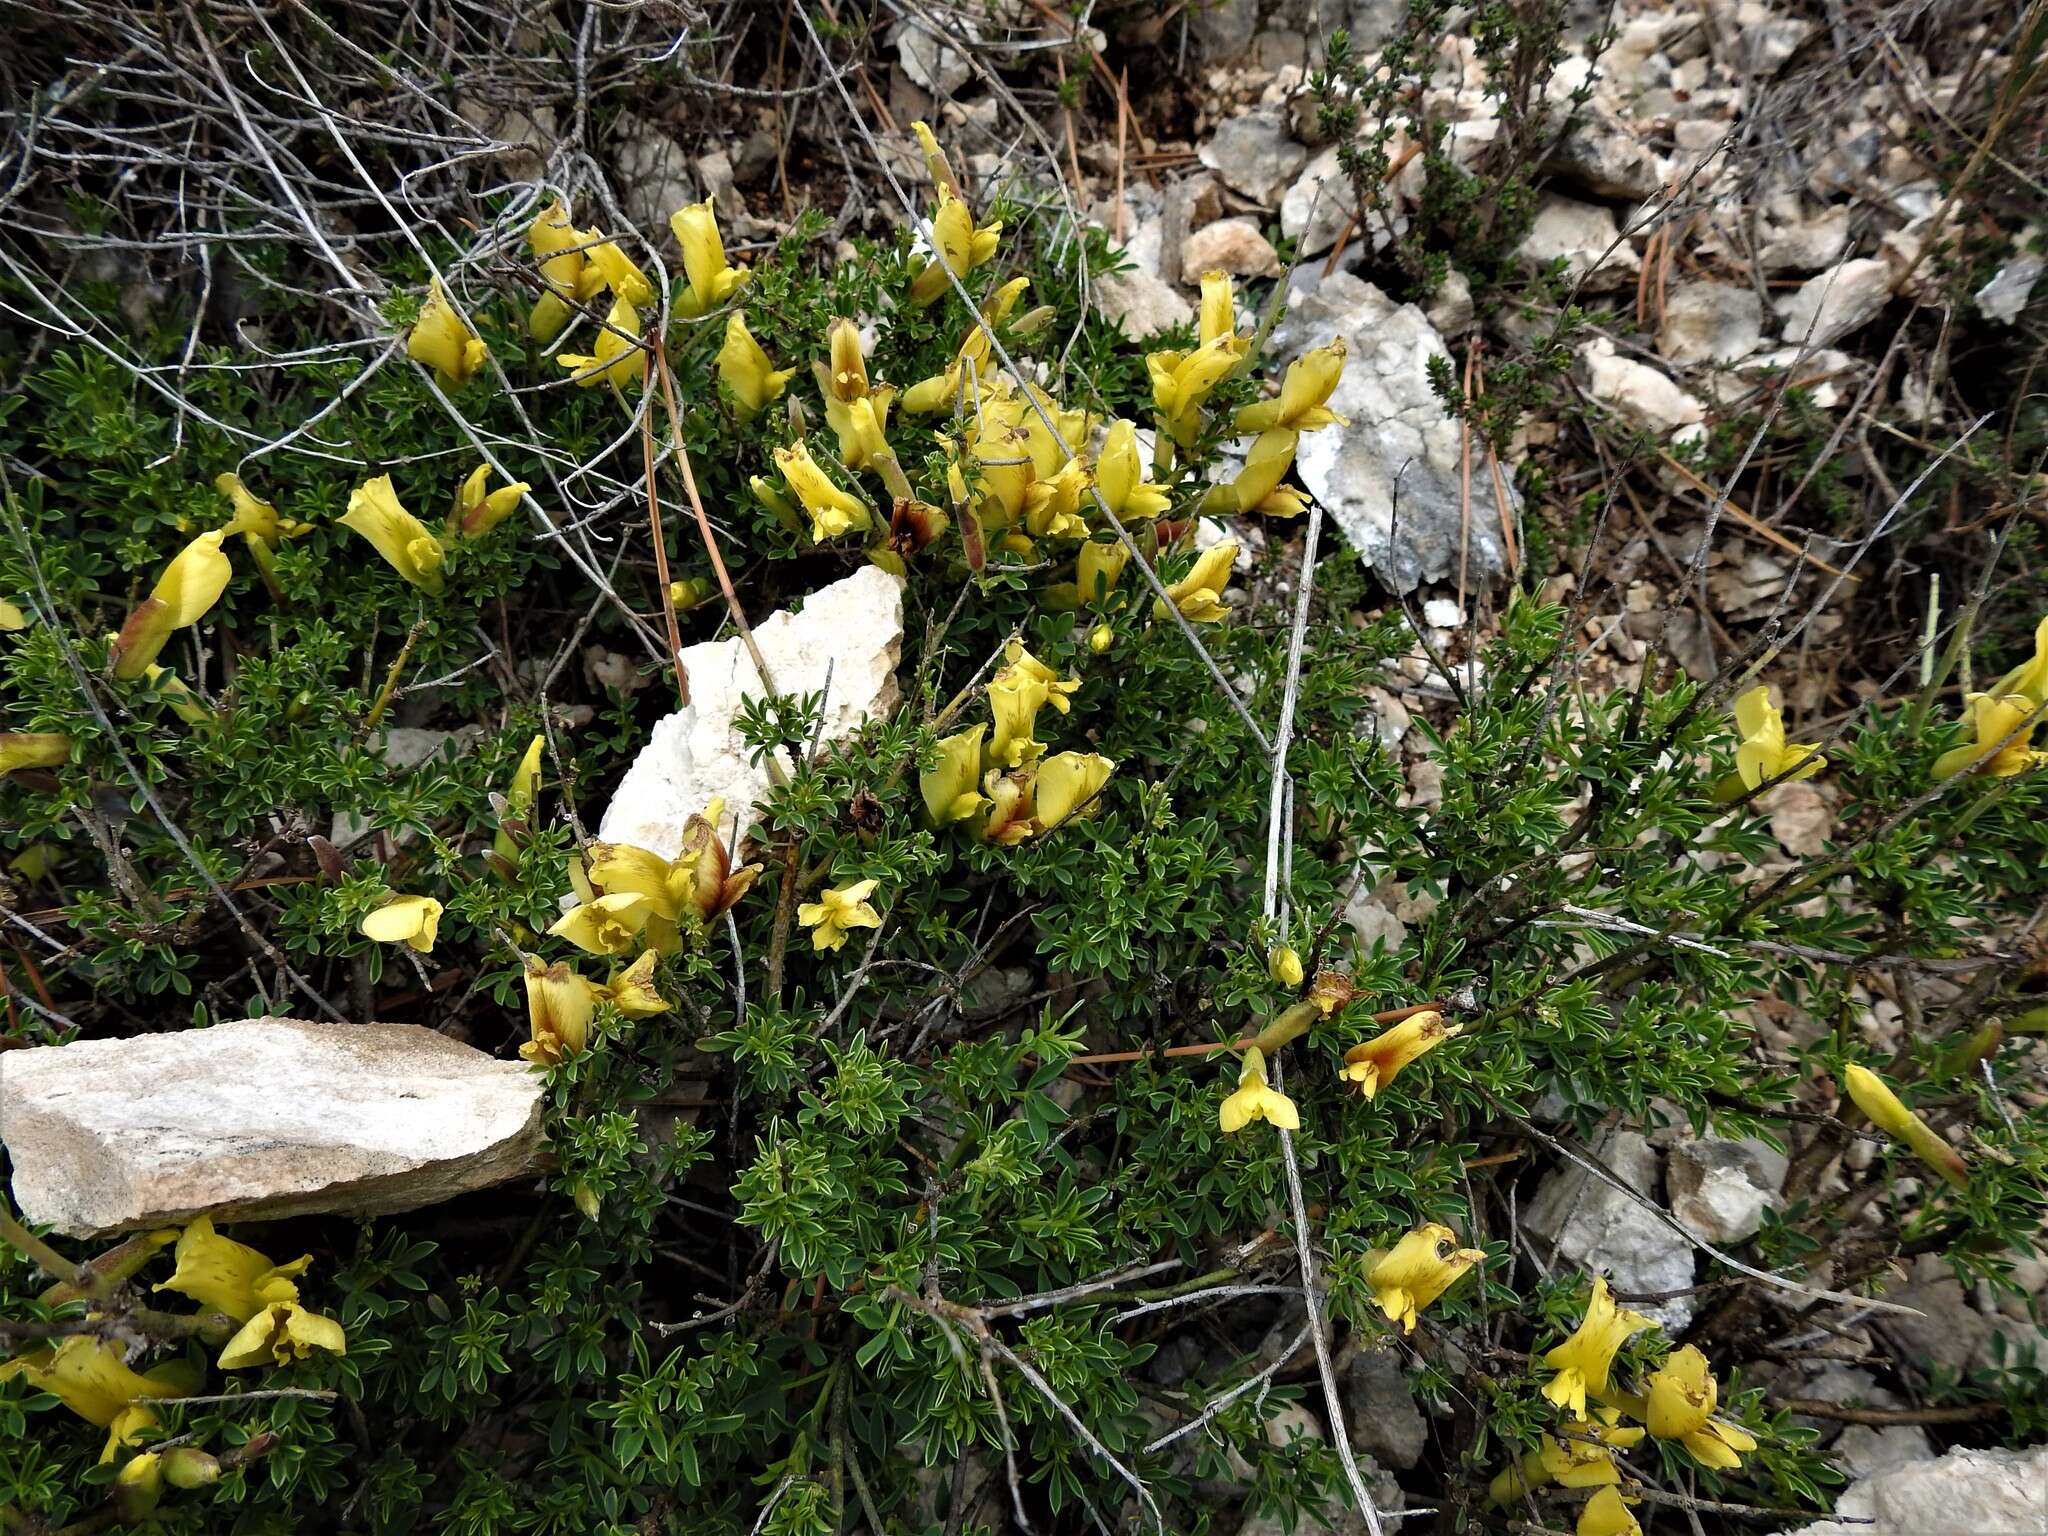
<box><xmin>1578</xmin><ymin>1487</ymin><xmax>1642</xmax><ymax>1536</ymax></box>
<box><xmin>1681</xmin><ymin>1416</ymin><xmax>1758</xmax><ymax>1471</ymax></box>
<box><xmin>578</xmin><ymin>806</ymin><xmax>760</xmax><ymax>955</ymax></box>
<box><xmin>1217</xmin><ymin>429</ymin><xmax>1311</xmax><ymax>517</ymax></box>
<box><xmin>492</xmin><ymin>733</ymin><xmax>546</xmax><ymax>867</ymax></box>
<box><xmin>899</xmin><ymin>279</ymin><xmax>1031</xmax><ymax>414</ymax></box>
<box><xmin>579</xmin><ymin>237</ymin><xmax>654</xmax><ymax>308</ymax></box>
<box><xmin>1644</xmin><ymin>1344</ymin><xmax>1715</xmax><ymax>1439</ymax></box>
<box><xmin>671</xmin><ymin>199</ymin><xmax>748</xmax><ymax>317</ymax></box>
<box><xmin>1218</xmin><ymin>1045</ymin><xmax>1300</xmax><ymax>1133</ymax></box>
<box><xmin>1147</xmin><ymin>337</ymin><xmax>1242</xmax><ymax>449</ymax></box>
<box><xmin>798</xmin><ymin>878</ymin><xmax>883</xmax><ymax>953</ymax></box>
<box><xmin>963</xmin><ymin>402</ymin><xmax>1033</xmax><ymax>526</ymax></box>
<box><xmin>407</xmin><ymin>276</ymin><xmax>489</xmax><ymax>386</ymax></box>
<box><xmin>1237</xmin><ymin>341</ymin><xmax>1349</xmax><ymax>433</ymax></box>
<box><xmin>1341</xmin><ymin>1010</ymin><xmax>1459</xmax><ymax>1100</ymax></box>
<box><xmin>1030</xmin><ymin>751</ymin><xmax>1115</xmax><ymax>831</ymax></box>
<box><xmin>717</xmin><ymin>312</ymin><xmax>794</xmax><ymax>419</ymax></box>
<box><xmin>1932</xmin><ymin>692</ymin><xmax>2047</xmax><ymax>781</ymax></box>
<box><xmin>526</xmin><ymin>197</ymin><xmax>587</xmax><ymax>343</ymax></box>
<box><xmin>360</xmin><ymin>894</ymin><xmax>443</xmax><ymax>953</ymax></box>
<box><xmin>1154</xmin><ymin>539</ymin><xmax>1237</xmax><ymax>624</ymax></box>
<box><xmin>0</xmin><ymin>1337</ymin><xmax>190</xmax><ymax>1462</ymax></box>
<box><xmin>1367</xmin><ymin>1223</ymin><xmax>1485</xmax><ymax>1333</ymax></box>
<box><xmin>559</xmin><ymin>296</ymin><xmax>643</xmax><ymax>391</ymax></box>
<box><xmin>1197</xmin><ymin>270</ymin><xmax>1246</xmax><ymax>351</ymax></box>
<box><xmin>153</xmin><ymin>1215</ymin><xmax>310</xmax><ymax>1322</ymax></box>
<box><xmin>450</xmin><ymin>464</ymin><xmax>531</xmax><ymax>539</ymax></box>
<box><xmin>162</xmin><ymin>1446</ymin><xmax>220</xmax><ymax>1490</ymax></box>
<box><xmin>1269</xmin><ymin>946</ymin><xmax>1305</xmax><ymax>988</ymax></box>
<box><xmin>909</xmin><ymin>191</ymin><xmax>1002</xmax><ymax>307</ymax></box>
<box><xmin>110</xmin><ymin>529</ymin><xmax>234</xmax><ymax>679</ymax></box>
<box><xmin>1096</xmin><ymin>419</ymin><xmax>1171</xmax><ymax>520</ymax></box>
<box><xmin>978</xmin><ymin>766</ymin><xmax>1033</xmax><ymax>845</ymax></box>
<box><xmin>672</xmin><ymin>799</ymin><xmax>762</xmax><ymax>931</ymax></box>
<box><xmin>1542</xmin><ymin>1277</ymin><xmax>1653</xmax><ymax>1417</ymax></box>
<box><xmin>1990</xmin><ymin>614</ymin><xmax>2048</xmax><ymax>706</ymax></box>
<box><xmin>988</xmin><ymin>669</ymin><xmax>1051</xmax><ymax>771</ymax></box>
<box><xmin>818</xmin><ymin>319</ymin><xmax>898</xmax><ymax>470</ymax></box>
<box><xmin>215</xmin><ymin>472</ymin><xmax>310</xmax><ymax>596</ymax></box>
<box><xmin>1024</xmin><ymin>460</ymin><xmax>1092</xmax><ymax>540</ymax></box>
<box><xmin>999</xmin><ymin>640</ymin><xmax>1080</xmax><ymax>715</ymax></box>
<box><xmin>1</xmin><ymin>732</ymin><xmax>72</xmax><ymax>776</ymax></box>
<box><xmin>1077</xmin><ymin>537</ymin><xmax>1131</xmax><ymax>606</ymax></box>
<box><xmin>521</xmin><ymin>955</ymin><xmax>599</xmax><ymax>1065</ymax></box>
<box><xmin>340</xmin><ymin>476</ymin><xmax>446</xmax><ymax>594</ymax></box>
<box><xmin>1487</xmin><ymin>1417</ymin><xmax>1645</xmax><ymax>1503</ymax></box>
<box><xmin>1732</xmin><ymin>685</ymin><xmax>1824</xmax><ymax>790</ymax></box>
<box><xmin>0</xmin><ymin>598</ymin><xmax>23</xmax><ymax>630</ymax></box>
<box><xmin>115</xmin><ymin>1450</ymin><xmax>164</xmax><ymax>1520</ymax></box>
<box><xmin>600</xmin><ymin>950</ymin><xmax>673</xmax><ymax>1018</ymax></box>
<box><xmin>921</xmin><ymin>722</ymin><xmax>990</xmax><ymax>827</ymax></box>
<box><xmin>217</xmin><ymin>1301</ymin><xmax>347</xmax><ymax>1370</ymax></box>
<box><xmin>549</xmin><ymin>890</ymin><xmax>654</xmax><ymax>958</ymax></box>
<box><xmin>1843</xmin><ymin>1063</ymin><xmax>1969</xmax><ymax>1189</ymax></box>
<box><xmin>775</xmin><ymin>439</ymin><xmax>872</xmax><ymax>542</ymax></box>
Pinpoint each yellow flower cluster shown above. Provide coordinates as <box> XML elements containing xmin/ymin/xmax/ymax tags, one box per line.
<box><xmin>552</xmin><ymin>798</ymin><xmax>762</xmax><ymax>960</ymax></box>
<box><xmin>2</xmin><ymin>1212</ymin><xmax>346</xmax><ymax>1482</ymax></box>
<box><xmin>1485</xmin><ymin>1275</ymin><xmax>1760</xmax><ymax>1528</ymax></box>
<box><xmin>919</xmin><ymin>640</ymin><xmax>1115</xmax><ymax>844</ymax></box>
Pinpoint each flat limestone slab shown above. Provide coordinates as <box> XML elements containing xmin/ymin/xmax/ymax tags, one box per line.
<box><xmin>0</xmin><ymin>1018</ymin><xmax>545</xmax><ymax>1236</ymax></box>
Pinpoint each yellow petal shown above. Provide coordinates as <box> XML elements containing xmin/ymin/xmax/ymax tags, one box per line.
<box><xmin>360</xmin><ymin>894</ymin><xmax>443</xmax><ymax>953</ymax></box>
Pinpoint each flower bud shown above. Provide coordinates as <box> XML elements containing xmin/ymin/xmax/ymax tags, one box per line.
<box><xmin>1268</xmin><ymin>945</ymin><xmax>1304</xmax><ymax>988</ymax></box>
<box><xmin>163</xmin><ymin>1446</ymin><xmax>222</xmax><ymax>1489</ymax></box>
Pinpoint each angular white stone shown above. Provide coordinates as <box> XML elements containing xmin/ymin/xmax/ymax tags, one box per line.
<box><xmin>599</xmin><ymin>566</ymin><xmax>904</xmax><ymax>858</ymax></box>
<box><xmin>1199</xmin><ymin>113</ymin><xmax>1308</xmax><ymax>207</ymax></box>
<box><xmin>1520</xmin><ymin>195</ymin><xmax>1642</xmax><ymax>292</ymax></box>
<box><xmin>1778</xmin><ymin>1444</ymin><xmax>2048</xmax><ymax>1536</ymax></box>
<box><xmin>0</xmin><ymin>1018</ymin><xmax>545</xmax><ymax>1237</ymax></box>
<box><xmin>1776</xmin><ymin>258</ymin><xmax>1895</xmax><ymax>348</ymax></box>
<box><xmin>1526</xmin><ymin>1129</ymin><xmax>1696</xmax><ymax>1330</ymax></box>
<box><xmin>1579</xmin><ymin>338</ymin><xmax>1708</xmax><ymax>436</ymax></box>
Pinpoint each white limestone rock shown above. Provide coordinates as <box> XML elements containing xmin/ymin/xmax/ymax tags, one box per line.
<box><xmin>1519</xmin><ymin>194</ymin><xmax>1642</xmax><ymax>292</ymax></box>
<box><xmin>1199</xmin><ymin>112</ymin><xmax>1308</xmax><ymax>207</ymax></box>
<box><xmin>1667</xmin><ymin>1135</ymin><xmax>1787</xmax><ymax>1245</ymax></box>
<box><xmin>0</xmin><ymin>1018</ymin><xmax>545</xmax><ymax>1236</ymax></box>
<box><xmin>1658</xmin><ymin>281</ymin><xmax>1765</xmax><ymax>364</ymax></box>
<box><xmin>615</xmin><ymin>115</ymin><xmax>695</xmax><ymax>234</ymax></box>
<box><xmin>600</xmin><ymin>566</ymin><xmax>903</xmax><ymax>858</ymax></box>
<box><xmin>1776</xmin><ymin>258</ymin><xmax>1895</xmax><ymax>347</ymax></box>
<box><xmin>1977</xmin><ymin>230</ymin><xmax>2044</xmax><ymax>325</ymax></box>
<box><xmin>1525</xmin><ymin>1129</ymin><xmax>1696</xmax><ymax>1330</ymax></box>
<box><xmin>1579</xmin><ymin>338</ymin><xmax>1708</xmax><ymax>436</ymax></box>
<box><xmin>1777</xmin><ymin>1444</ymin><xmax>2048</xmax><ymax>1536</ymax></box>
<box><xmin>1182</xmin><ymin>217</ymin><xmax>1283</xmax><ymax>278</ymax></box>
<box><xmin>1269</xmin><ymin>271</ymin><xmax>1514</xmax><ymax>590</ymax></box>
<box><xmin>891</xmin><ymin>13</ymin><xmax>976</xmax><ymax>95</ymax></box>
<box><xmin>1280</xmin><ymin>146</ymin><xmax>1362</xmax><ymax>259</ymax></box>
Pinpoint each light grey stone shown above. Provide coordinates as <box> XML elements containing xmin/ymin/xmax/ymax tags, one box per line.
<box><xmin>600</xmin><ymin>566</ymin><xmax>903</xmax><ymax>857</ymax></box>
<box><xmin>615</xmin><ymin>115</ymin><xmax>695</xmax><ymax>233</ymax></box>
<box><xmin>1270</xmin><ymin>271</ymin><xmax>1513</xmax><ymax>590</ymax></box>
<box><xmin>1874</xmin><ymin>1254</ymin><xmax>1987</xmax><ymax>1378</ymax></box>
<box><xmin>1347</xmin><ymin>1346</ymin><xmax>1428</xmax><ymax>1470</ymax></box>
<box><xmin>1425</xmin><ymin>266</ymin><xmax>1475</xmax><ymax>335</ymax></box>
<box><xmin>891</xmin><ymin>13</ymin><xmax>975</xmax><ymax>95</ymax></box>
<box><xmin>1200</xmin><ymin>113</ymin><xmax>1309</xmax><ymax>207</ymax></box>
<box><xmin>1183</xmin><ymin>216</ymin><xmax>1283</xmax><ymax>278</ymax></box>
<box><xmin>1540</xmin><ymin>109</ymin><xmax>1671</xmax><ymax>200</ymax></box>
<box><xmin>1668</xmin><ymin>1136</ymin><xmax>1787</xmax><ymax>1245</ymax></box>
<box><xmin>1187</xmin><ymin>0</ymin><xmax>1258</xmax><ymax>60</ymax></box>
<box><xmin>1280</xmin><ymin>146</ymin><xmax>1361</xmax><ymax>259</ymax></box>
<box><xmin>1760</xmin><ymin>206</ymin><xmax>1852</xmax><ymax>272</ymax></box>
<box><xmin>1776</xmin><ymin>259</ymin><xmax>1895</xmax><ymax>347</ymax></box>
<box><xmin>1777</xmin><ymin>1444</ymin><xmax>2048</xmax><ymax>1536</ymax></box>
<box><xmin>1519</xmin><ymin>194</ymin><xmax>1642</xmax><ymax>291</ymax></box>
<box><xmin>1</xmin><ymin>1018</ymin><xmax>546</xmax><ymax>1236</ymax></box>
<box><xmin>1578</xmin><ymin>338</ymin><xmax>1707</xmax><ymax>436</ymax></box>
<box><xmin>1658</xmin><ymin>281</ymin><xmax>1766</xmax><ymax>364</ymax></box>
<box><xmin>1096</xmin><ymin>266</ymin><xmax>1194</xmax><ymax>336</ymax></box>
<box><xmin>1977</xmin><ymin>233</ymin><xmax>2043</xmax><ymax>326</ymax></box>
<box><xmin>1525</xmin><ymin>1129</ymin><xmax>1696</xmax><ymax>1330</ymax></box>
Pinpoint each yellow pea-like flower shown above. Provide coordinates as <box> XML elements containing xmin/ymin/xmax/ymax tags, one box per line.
<box><xmin>153</xmin><ymin>1215</ymin><xmax>311</xmax><ymax>1322</ymax></box>
<box><xmin>1197</xmin><ymin>270</ymin><xmax>1246</xmax><ymax>352</ymax></box>
<box><xmin>110</xmin><ymin>529</ymin><xmax>234</xmax><ymax>679</ymax></box>
<box><xmin>717</xmin><ymin>312</ymin><xmax>795</xmax><ymax>419</ymax></box>
<box><xmin>1643</xmin><ymin>1345</ymin><xmax>1758</xmax><ymax>1470</ymax></box>
<box><xmin>1030</xmin><ymin>751</ymin><xmax>1115</xmax><ymax>831</ymax></box>
<box><xmin>1931</xmin><ymin>692</ymin><xmax>2047</xmax><ymax>781</ymax></box>
<box><xmin>407</xmin><ymin>276</ymin><xmax>490</xmax><ymax>387</ymax></box>
<box><xmin>1236</xmin><ymin>340</ymin><xmax>1349</xmax><ymax>434</ymax></box>
<box><xmin>360</xmin><ymin>894</ymin><xmax>443</xmax><ymax>954</ymax></box>
<box><xmin>559</xmin><ymin>297</ymin><xmax>644</xmax><ymax>392</ymax></box>
<box><xmin>340</xmin><ymin>476</ymin><xmax>446</xmax><ymax>594</ymax></box>
<box><xmin>1989</xmin><ymin>614</ymin><xmax>2048</xmax><ymax>706</ymax></box>
<box><xmin>1366</xmin><ymin>1223</ymin><xmax>1484</xmax><ymax>1333</ymax></box>
<box><xmin>215</xmin><ymin>473</ymin><xmax>309</xmax><ymax>597</ymax></box>
<box><xmin>1577</xmin><ymin>1487</ymin><xmax>1643</xmax><ymax>1536</ymax></box>
<box><xmin>578</xmin><ymin>237</ymin><xmax>653</xmax><ymax>308</ymax></box>
<box><xmin>451</xmin><ymin>464</ymin><xmax>531</xmax><ymax>539</ymax></box>
<box><xmin>1077</xmin><ymin>537</ymin><xmax>1131</xmax><ymax>607</ymax></box>
<box><xmin>1843</xmin><ymin>1062</ymin><xmax>1970</xmax><ymax>1189</ymax></box>
<box><xmin>1218</xmin><ymin>1045</ymin><xmax>1300</xmax><ymax>1133</ymax></box>
<box><xmin>0</xmin><ymin>732</ymin><xmax>72</xmax><ymax>776</ymax></box>
<box><xmin>492</xmin><ymin>733</ymin><xmax>546</xmax><ymax>867</ymax></box>
<box><xmin>1541</xmin><ymin>1277</ymin><xmax>1653</xmax><ymax>1418</ymax></box>
<box><xmin>1153</xmin><ymin>539</ymin><xmax>1238</xmax><ymax>624</ymax></box>
<box><xmin>1095</xmin><ymin>419</ymin><xmax>1170</xmax><ymax>521</ymax></box>
<box><xmin>908</xmin><ymin>189</ymin><xmax>1002</xmax><ymax>307</ymax></box>
<box><xmin>775</xmin><ymin>439</ymin><xmax>872</xmax><ymax>542</ymax></box>
<box><xmin>921</xmin><ymin>722</ymin><xmax>990</xmax><ymax>827</ymax></box>
<box><xmin>549</xmin><ymin>891</ymin><xmax>654</xmax><ymax>958</ymax></box>
<box><xmin>798</xmin><ymin>878</ymin><xmax>883</xmax><ymax>953</ymax></box>
<box><xmin>600</xmin><ymin>950</ymin><xmax>673</xmax><ymax>1019</ymax></box>
<box><xmin>1215</xmin><ymin>429</ymin><xmax>1310</xmax><ymax>518</ymax></box>
<box><xmin>1732</xmin><ymin>685</ymin><xmax>1825</xmax><ymax>790</ymax></box>
<box><xmin>0</xmin><ymin>1337</ymin><xmax>191</xmax><ymax>1462</ymax></box>
<box><xmin>1269</xmin><ymin>945</ymin><xmax>1305</xmax><ymax>988</ymax></box>
<box><xmin>526</xmin><ymin>197</ymin><xmax>587</xmax><ymax>343</ymax></box>
<box><xmin>217</xmin><ymin>1300</ymin><xmax>347</xmax><ymax>1370</ymax></box>
<box><xmin>0</xmin><ymin>598</ymin><xmax>23</xmax><ymax>630</ymax></box>
<box><xmin>671</xmin><ymin>199</ymin><xmax>748</xmax><ymax>317</ymax></box>
<box><xmin>1341</xmin><ymin>1010</ymin><xmax>1460</xmax><ymax>1100</ymax></box>
<box><xmin>521</xmin><ymin>954</ymin><xmax>599</xmax><ymax>1065</ymax></box>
